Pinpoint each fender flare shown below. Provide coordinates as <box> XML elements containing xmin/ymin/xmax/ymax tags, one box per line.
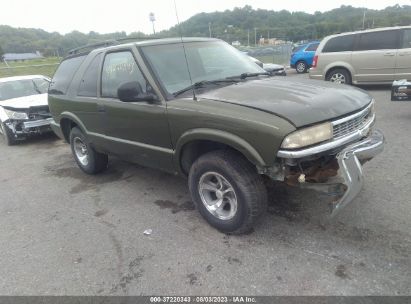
<box><xmin>174</xmin><ymin>128</ymin><xmax>266</xmax><ymax>173</ymax></box>
<box><xmin>58</xmin><ymin>112</ymin><xmax>89</xmax><ymax>141</ymax></box>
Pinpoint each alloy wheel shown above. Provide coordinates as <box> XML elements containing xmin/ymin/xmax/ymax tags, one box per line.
<box><xmin>296</xmin><ymin>62</ymin><xmax>306</xmax><ymax>73</ymax></box>
<box><xmin>73</xmin><ymin>137</ymin><xmax>89</xmax><ymax>166</ymax></box>
<box><xmin>330</xmin><ymin>73</ymin><xmax>346</xmax><ymax>84</ymax></box>
<box><xmin>198</xmin><ymin>172</ymin><xmax>238</xmax><ymax>220</ymax></box>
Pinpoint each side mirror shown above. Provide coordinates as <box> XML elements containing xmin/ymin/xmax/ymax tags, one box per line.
<box><xmin>117</xmin><ymin>81</ymin><xmax>157</xmax><ymax>102</ymax></box>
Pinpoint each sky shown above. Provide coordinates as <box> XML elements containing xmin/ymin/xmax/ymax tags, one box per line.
<box><xmin>0</xmin><ymin>0</ymin><xmax>410</xmax><ymax>35</ymax></box>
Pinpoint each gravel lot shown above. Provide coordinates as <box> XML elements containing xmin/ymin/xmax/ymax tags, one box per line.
<box><xmin>0</xmin><ymin>73</ymin><xmax>410</xmax><ymax>295</ymax></box>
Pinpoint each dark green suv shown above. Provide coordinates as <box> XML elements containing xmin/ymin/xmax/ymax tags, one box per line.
<box><xmin>49</xmin><ymin>38</ymin><xmax>384</xmax><ymax>234</ymax></box>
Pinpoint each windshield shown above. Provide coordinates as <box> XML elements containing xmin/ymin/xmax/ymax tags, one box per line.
<box><xmin>0</xmin><ymin>78</ymin><xmax>49</xmax><ymax>101</ymax></box>
<box><xmin>141</xmin><ymin>41</ymin><xmax>264</xmax><ymax>95</ymax></box>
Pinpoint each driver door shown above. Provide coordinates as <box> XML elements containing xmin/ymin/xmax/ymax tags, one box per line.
<box><xmin>98</xmin><ymin>50</ymin><xmax>174</xmax><ymax>172</ymax></box>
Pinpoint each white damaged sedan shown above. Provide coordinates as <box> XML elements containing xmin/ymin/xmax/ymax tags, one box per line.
<box><xmin>0</xmin><ymin>75</ymin><xmax>52</xmax><ymax>145</ymax></box>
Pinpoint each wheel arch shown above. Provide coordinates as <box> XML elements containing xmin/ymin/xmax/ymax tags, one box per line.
<box><xmin>59</xmin><ymin>112</ymin><xmax>88</xmax><ymax>143</ymax></box>
<box><xmin>325</xmin><ymin>63</ymin><xmax>354</xmax><ymax>80</ymax></box>
<box><xmin>175</xmin><ymin>128</ymin><xmax>266</xmax><ymax>176</ymax></box>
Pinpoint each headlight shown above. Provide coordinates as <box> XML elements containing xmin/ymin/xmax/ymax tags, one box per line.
<box><xmin>281</xmin><ymin>122</ymin><xmax>333</xmax><ymax>149</ymax></box>
<box><xmin>370</xmin><ymin>100</ymin><xmax>375</xmax><ymax>116</ymax></box>
<box><xmin>4</xmin><ymin>109</ymin><xmax>28</xmax><ymax>120</ymax></box>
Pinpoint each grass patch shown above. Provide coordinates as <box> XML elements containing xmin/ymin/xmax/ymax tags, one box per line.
<box><xmin>0</xmin><ymin>57</ymin><xmax>61</xmax><ymax>78</ymax></box>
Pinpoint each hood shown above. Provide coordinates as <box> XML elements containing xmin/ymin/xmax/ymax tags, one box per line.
<box><xmin>197</xmin><ymin>77</ymin><xmax>372</xmax><ymax>127</ymax></box>
<box><xmin>263</xmin><ymin>63</ymin><xmax>284</xmax><ymax>70</ymax></box>
<box><xmin>0</xmin><ymin>93</ymin><xmax>48</xmax><ymax>110</ymax></box>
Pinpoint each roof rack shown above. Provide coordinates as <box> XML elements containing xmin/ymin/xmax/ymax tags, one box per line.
<box><xmin>68</xmin><ymin>40</ymin><xmax>117</xmax><ymax>55</ymax></box>
<box><xmin>67</xmin><ymin>36</ymin><xmax>166</xmax><ymax>55</ymax></box>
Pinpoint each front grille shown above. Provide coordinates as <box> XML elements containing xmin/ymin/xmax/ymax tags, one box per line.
<box><xmin>333</xmin><ymin>105</ymin><xmax>373</xmax><ymax>140</ymax></box>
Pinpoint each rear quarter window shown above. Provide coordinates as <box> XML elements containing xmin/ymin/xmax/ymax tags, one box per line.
<box><xmin>49</xmin><ymin>55</ymin><xmax>86</xmax><ymax>95</ymax></box>
<box><xmin>355</xmin><ymin>30</ymin><xmax>399</xmax><ymax>51</ymax></box>
<box><xmin>77</xmin><ymin>53</ymin><xmax>102</xmax><ymax>97</ymax></box>
<box><xmin>305</xmin><ymin>43</ymin><xmax>319</xmax><ymax>52</ymax></box>
<box><xmin>322</xmin><ymin>35</ymin><xmax>355</xmax><ymax>53</ymax></box>
<box><xmin>292</xmin><ymin>45</ymin><xmax>305</xmax><ymax>53</ymax></box>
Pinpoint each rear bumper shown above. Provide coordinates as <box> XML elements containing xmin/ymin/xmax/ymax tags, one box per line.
<box><xmin>309</xmin><ymin>69</ymin><xmax>324</xmax><ymax>80</ymax></box>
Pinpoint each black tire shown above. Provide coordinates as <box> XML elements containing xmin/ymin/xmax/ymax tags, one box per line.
<box><xmin>326</xmin><ymin>68</ymin><xmax>352</xmax><ymax>85</ymax></box>
<box><xmin>295</xmin><ymin>61</ymin><xmax>307</xmax><ymax>73</ymax></box>
<box><xmin>69</xmin><ymin>127</ymin><xmax>108</xmax><ymax>174</ymax></box>
<box><xmin>188</xmin><ymin>150</ymin><xmax>267</xmax><ymax>234</ymax></box>
<box><xmin>0</xmin><ymin>122</ymin><xmax>16</xmax><ymax>146</ymax></box>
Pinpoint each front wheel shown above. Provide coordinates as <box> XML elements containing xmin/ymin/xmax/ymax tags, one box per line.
<box><xmin>70</xmin><ymin>127</ymin><xmax>108</xmax><ymax>174</ymax></box>
<box><xmin>0</xmin><ymin>122</ymin><xmax>16</xmax><ymax>146</ymax></box>
<box><xmin>326</xmin><ymin>69</ymin><xmax>352</xmax><ymax>85</ymax></box>
<box><xmin>188</xmin><ymin>150</ymin><xmax>267</xmax><ymax>234</ymax></box>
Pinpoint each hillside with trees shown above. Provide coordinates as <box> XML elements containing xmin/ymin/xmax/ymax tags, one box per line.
<box><xmin>0</xmin><ymin>4</ymin><xmax>410</xmax><ymax>56</ymax></box>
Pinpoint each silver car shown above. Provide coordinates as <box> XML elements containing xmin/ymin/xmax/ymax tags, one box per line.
<box><xmin>309</xmin><ymin>26</ymin><xmax>411</xmax><ymax>85</ymax></box>
<box><xmin>0</xmin><ymin>75</ymin><xmax>52</xmax><ymax>145</ymax></box>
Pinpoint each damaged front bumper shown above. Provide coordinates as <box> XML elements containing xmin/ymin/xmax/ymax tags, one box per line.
<box><xmin>276</xmin><ymin>129</ymin><xmax>384</xmax><ymax>217</ymax></box>
<box><xmin>4</xmin><ymin>117</ymin><xmax>53</xmax><ymax>139</ymax></box>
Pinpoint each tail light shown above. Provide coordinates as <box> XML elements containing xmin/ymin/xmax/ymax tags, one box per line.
<box><xmin>312</xmin><ymin>55</ymin><xmax>318</xmax><ymax>68</ymax></box>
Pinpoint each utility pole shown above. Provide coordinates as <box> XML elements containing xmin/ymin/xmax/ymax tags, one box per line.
<box><xmin>149</xmin><ymin>12</ymin><xmax>156</xmax><ymax>34</ymax></box>
<box><xmin>362</xmin><ymin>9</ymin><xmax>366</xmax><ymax>29</ymax></box>
<box><xmin>254</xmin><ymin>28</ymin><xmax>257</xmax><ymax>46</ymax></box>
<box><xmin>208</xmin><ymin>22</ymin><xmax>212</xmax><ymax>38</ymax></box>
<box><xmin>247</xmin><ymin>29</ymin><xmax>250</xmax><ymax>46</ymax></box>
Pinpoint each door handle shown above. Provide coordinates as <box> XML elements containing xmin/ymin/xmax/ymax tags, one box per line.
<box><xmin>383</xmin><ymin>52</ymin><xmax>395</xmax><ymax>56</ymax></box>
<box><xmin>97</xmin><ymin>105</ymin><xmax>106</xmax><ymax>113</ymax></box>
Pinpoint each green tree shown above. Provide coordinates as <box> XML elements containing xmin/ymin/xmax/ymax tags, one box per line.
<box><xmin>0</xmin><ymin>44</ymin><xmax>4</xmax><ymax>61</ymax></box>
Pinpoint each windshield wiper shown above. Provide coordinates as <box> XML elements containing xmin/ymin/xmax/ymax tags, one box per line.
<box><xmin>173</xmin><ymin>79</ymin><xmax>238</xmax><ymax>97</ymax></box>
<box><xmin>226</xmin><ymin>72</ymin><xmax>271</xmax><ymax>80</ymax></box>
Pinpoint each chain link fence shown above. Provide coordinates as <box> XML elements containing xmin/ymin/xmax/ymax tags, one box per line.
<box><xmin>238</xmin><ymin>43</ymin><xmax>293</xmax><ymax>66</ymax></box>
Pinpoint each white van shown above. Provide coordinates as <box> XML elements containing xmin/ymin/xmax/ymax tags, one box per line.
<box><xmin>309</xmin><ymin>26</ymin><xmax>411</xmax><ymax>85</ymax></box>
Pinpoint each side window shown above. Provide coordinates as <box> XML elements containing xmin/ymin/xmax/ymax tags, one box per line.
<box><xmin>402</xmin><ymin>29</ymin><xmax>411</xmax><ymax>49</ymax></box>
<box><xmin>49</xmin><ymin>55</ymin><xmax>86</xmax><ymax>95</ymax></box>
<box><xmin>78</xmin><ymin>53</ymin><xmax>102</xmax><ymax>97</ymax></box>
<box><xmin>356</xmin><ymin>30</ymin><xmax>399</xmax><ymax>51</ymax></box>
<box><xmin>101</xmin><ymin>51</ymin><xmax>146</xmax><ymax>98</ymax></box>
<box><xmin>322</xmin><ymin>35</ymin><xmax>355</xmax><ymax>53</ymax></box>
<box><xmin>305</xmin><ymin>43</ymin><xmax>319</xmax><ymax>52</ymax></box>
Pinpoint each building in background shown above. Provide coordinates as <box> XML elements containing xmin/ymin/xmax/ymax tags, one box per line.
<box><xmin>3</xmin><ymin>51</ymin><xmax>43</xmax><ymax>62</ymax></box>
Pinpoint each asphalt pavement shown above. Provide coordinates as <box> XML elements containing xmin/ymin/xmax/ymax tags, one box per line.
<box><xmin>0</xmin><ymin>72</ymin><xmax>410</xmax><ymax>295</ymax></box>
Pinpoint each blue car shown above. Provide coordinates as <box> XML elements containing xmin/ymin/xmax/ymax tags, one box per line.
<box><xmin>290</xmin><ymin>41</ymin><xmax>320</xmax><ymax>73</ymax></box>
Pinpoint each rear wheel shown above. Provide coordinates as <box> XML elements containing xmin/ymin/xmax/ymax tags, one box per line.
<box><xmin>70</xmin><ymin>127</ymin><xmax>108</xmax><ymax>174</ymax></box>
<box><xmin>188</xmin><ymin>150</ymin><xmax>267</xmax><ymax>234</ymax></box>
<box><xmin>0</xmin><ymin>122</ymin><xmax>16</xmax><ymax>146</ymax></box>
<box><xmin>295</xmin><ymin>61</ymin><xmax>307</xmax><ymax>73</ymax></box>
<box><xmin>326</xmin><ymin>68</ymin><xmax>352</xmax><ymax>85</ymax></box>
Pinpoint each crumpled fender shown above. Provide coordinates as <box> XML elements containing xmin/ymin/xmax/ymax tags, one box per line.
<box><xmin>0</xmin><ymin>106</ymin><xmax>10</xmax><ymax>123</ymax></box>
